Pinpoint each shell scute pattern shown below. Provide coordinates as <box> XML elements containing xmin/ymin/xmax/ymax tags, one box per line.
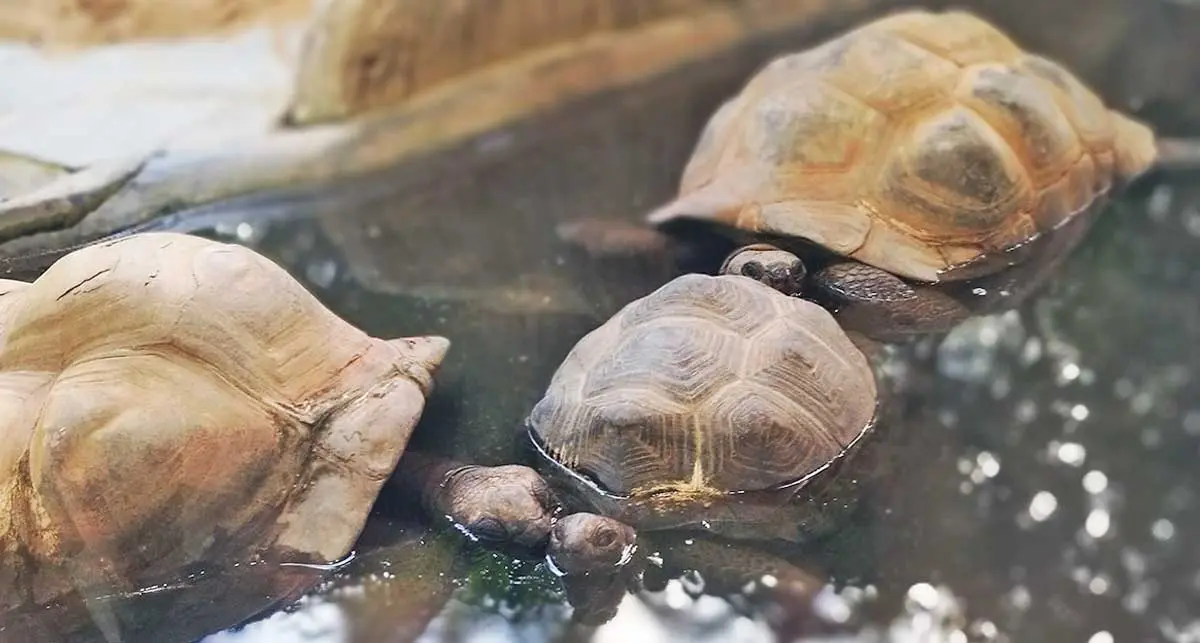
<box><xmin>528</xmin><ymin>274</ymin><xmax>877</xmax><ymax>497</ymax></box>
<box><xmin>652</xmin><ymin>9</ymin><xmax>1156</xmax><ymax>282</ymax></box>
<box><xmin>870</xmin><ymin>10</ymin><xmax>1023</xmax><ymax>66</ymax></box>
<box><xmin>801</xmin><ymin>29</ymin><xmax>962</xmax><ymax>115</ymax></box>
<box><xmin>738</xmin><ymin>82</ymin><xmax>888</xmax><ymax>202</ymax></box>
<box><xmin>881</xmin><ymin>106</ymin><xmax>1036</xmax><ymax>243</ymax></box>
<box><xmin>617</xmin><ymin>271</ymin><xmax>763</xmax><ymax>335</ymax></box>
<box><xmin>583</xmin><ymin>321</ymin><xmax>743</xmax><ymax>405</ymax></box>
<box><xmin>955</xmin><ymin>64</ymin><xmax>1083</xmax><ymax>185</ymax></box>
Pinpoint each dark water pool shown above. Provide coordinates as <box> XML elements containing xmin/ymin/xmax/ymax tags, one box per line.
<box><xmin>143</xmin><ymin>63</ymin><xmax>1200</xmax><ymax>643</ymax></box>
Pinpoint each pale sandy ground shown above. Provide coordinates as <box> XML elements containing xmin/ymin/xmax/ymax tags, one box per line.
<box><xmin>0</xmin><ymin>0</ymin><xmax>313</xmax><ymax>47</ymax></box>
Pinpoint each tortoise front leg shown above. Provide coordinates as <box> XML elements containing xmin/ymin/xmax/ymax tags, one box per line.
<box><xmin>809</xmin><ymin>261</ymin><xmax>973</xmax><ymax>342</ymax></box>
<box><xmin>719</xmin><ymin>243</ymin><xmax>807</xmax><ymax>296</ymax></box>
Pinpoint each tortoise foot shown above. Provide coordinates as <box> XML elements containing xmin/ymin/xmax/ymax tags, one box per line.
<box><xmin>720</xmin><ymin>244</ymin><xmax>807</xmax><ymax>296</ymax></box>
<box><xmin>555</xmin><ymin>217</ymin><xmax>673</xmax><ymax>258</ymax></box>
<box><xmin>398</xmin><ymin>454</ymin><xmax>558</xmax><ymax>550</ymax></box>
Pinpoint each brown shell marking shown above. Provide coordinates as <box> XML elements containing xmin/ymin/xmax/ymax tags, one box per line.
<box><xmin>648</xmin><ymin>10</ymin><xmax>1158</xmax><ymax>282</ymax></box>
<box><xmin>527</xmin><ymin>274</ymin><xmax>877</xmax><ymax>497</ymax></box>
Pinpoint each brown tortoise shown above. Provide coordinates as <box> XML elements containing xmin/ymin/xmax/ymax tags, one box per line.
<box><xmin>527</xmin><ymin>272</ymin><xmax>879</xmax><ymax>544</ymax></box>
<box><xmin>565</xmin><ymin>9</ymin><xmax>1164</xmax><ymax>341</ymax></box>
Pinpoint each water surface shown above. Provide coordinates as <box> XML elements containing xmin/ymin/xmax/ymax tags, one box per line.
<box><xmin>168</xmin><ymin>74</ymin><xmax>1200</xmax><ymax>642</ymax></box>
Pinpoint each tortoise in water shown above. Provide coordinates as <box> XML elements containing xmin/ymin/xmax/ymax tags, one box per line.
<box><xmin>407</xmin><ymin>272</ymin><xmax>881</xmax><ymax>628</ymax></box>
<box><xmin>0</xmin><ymin>231</ymin><xmax>574</xmax><ymax>640</ymax></box>
<box><xmin>0</xmin><ymin>232</ymin><xmax>456</xmax><ymax>639</ymax></box>
<box><xmin>526</xmin><ymin>272</ymin><xmax>879</xmax><ymax>543</ymax></box>
<box><xmin>564</xmin><ymin>9</ymin><xmax>1192</xmax><ymax>340</ymax></box>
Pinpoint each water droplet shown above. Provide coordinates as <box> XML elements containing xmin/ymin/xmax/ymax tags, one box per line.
<box><xmin>306</xmin><ymin>260</ymin><xmax>338</xmax><ymax>289</ymax></box>
<box><xmin>1152</xmin><ymin>518</ymin><xmax>1176</xmax><ymax>541</ymax></box>
<box><xmin>813</xmin><ymin>587</ymin><xmax>853</xmax><ymax>623</ymax></box>
<box><xmin>1088</xmin><ymin>575</ymin><xmax>1110</xmax><ymax>595</ymax></box>
<box><xmin>235</xmin><ymin>222</ymin><xmax>255</xmax><ymax>241</ymax></box>
<box><xmin>1029</xmin><ymin>491</ymin><xmax>1058</xmax><ymax>521</ymax></box>
<box><xmin>1020</xmin><ymin>338</ymin><xmax>1043</xmax><ymax>365</ymax></box>
<box><xmin>1088</xmin><ymin>628</ymin><xmax>1114</xmax><ymax>642</ymax></box>
<box><xmin>1085</xmin><ymin>509</ymin><xmax>1111</xmax><ymax>538</ymax></box>
<box><xmin>1147</xmin><ymin>185</ymin><xmax>1173</xmax><ymax>220</ymax></box>
<box><xmin>1184</xmin><ymin>206</ymin><xmax>1200</xmax><ymax>237</ymax></box>
<box><xmin>1055</xmin><ymin>442</ymin><xmax>1087</xmax><ymax>466</ymax></box>
<box><xmin>972</xmin><ymin>287</ymin><xmax>988</xmax><ymax>296</ymax></box>
<box><xmin>1060</xmin><ymin>363</ymin><xmax>1081</xmax><ymax>382</ymax></box>
<box><xmin>906</xmin><ymin>582</ymin><xmax>940</xmax><ymax>610</ymax></box>
<box><xmin>976</xmin><ymin>452</ymin><xmax>1001</xmax><ymax>478</ymax></box>
<box><xmin>1015</xmin><ymin>400</ymin><xmax>1038</xmax><ymax>423</ymax></box>
<box><xmin>1083</xmin><ymin>470</ymin><xmax>1109</xmax><ymax>494</ymax></box>
<box><xmin>1184</xmin><ymin>411</ymin><xmax>1200</xmax><ymax>435</ymax></box>
<box><xmin>1008</xmin><ymin>585</ymin><xmax>1031</xmax><ymax>610</ymax></box>
<box><xmin>1131</xmin><ymin>392</ymin><xmax>1154</xmax><ymax>415</ymax></box>
<box><xmin>975</xmin><ymin>620</ymin><xmax>998</xmax><ymax>638</ymax></box>
<box><xmin>1070</xmin><ymin>404</ymin><xmax>1090</xmax><ymax>421</ymax></box>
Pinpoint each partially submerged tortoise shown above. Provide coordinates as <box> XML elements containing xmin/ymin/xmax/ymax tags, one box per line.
<box><xmin>0</xmin><ymin>233</ymin><xmax>449</xmax><ymax>626</ymax></box>
<box><xmin>392</xmin><ymin>272</ymin><xmax>869</xmax><ymax>623</ymax></box>
<box><xmin>564</xmin><ymin>9</ymin><xmax>1194</xmax><ymax>340</ymax></box>
<box><xmin>527</xmin><ymin>272</ymin><xmax>878</xmax><ymax>545</ymax></box>
<box><xmin>0</xmin><ymin>232</ymin><xmax>502</xmax><ymax>640</ymax></box>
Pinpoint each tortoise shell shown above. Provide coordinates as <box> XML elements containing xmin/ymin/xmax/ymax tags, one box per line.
<box><xmin>527</xmin><ymin>273</ymin><xmax>877</xmax><ymax>496</ymax></box>
<box><xmin>646</xmin><ymin>10</ymin><xmax>1158</xmax><ymax>282</ymax></box>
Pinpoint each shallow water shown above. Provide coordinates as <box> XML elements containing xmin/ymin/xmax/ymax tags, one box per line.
<box><xmin>12</xmin><ymin>17</ymin><xmax>1197</xmax><ymax>640</ymax></box>
<box><xmin>127</xmin><ymin>72</ymin><xmax>1200</xmax><ymax>642</ymax></box>
<box><xmin>190</xmin><ymin>170</ymin><xmax>1200</xmax><ymax>643</ymax></box>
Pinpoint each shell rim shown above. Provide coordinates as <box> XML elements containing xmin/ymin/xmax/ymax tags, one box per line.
<box><xmin>522</xmin><ymin>397</ymin><xmax>881</xmax><ymax>502</ymax></box>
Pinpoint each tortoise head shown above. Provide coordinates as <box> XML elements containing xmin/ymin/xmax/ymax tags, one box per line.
<box><xmin>547</xmin><ymin>513</ymin><xmax>638</xmax><ymax>576</ymax></box>
<box><xmin>438</xmin><ymin>464</ymin><xmax>557</xmax><ymax>549</ymax></box>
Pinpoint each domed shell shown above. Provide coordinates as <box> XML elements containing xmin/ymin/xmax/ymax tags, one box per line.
<box><xmin>0</xmin><ymin>233</ymin><xmax>448</xmax><ymax>615</ymax></box>
<box><xmin>646</xmin><ymin>9</ymin><xmax>1158</xmax><ymax>283</ymax></box>
<box><xmin>527</xmin><ymin>273</ymin><xmax>877</xmax><ymax>497</ymax></box>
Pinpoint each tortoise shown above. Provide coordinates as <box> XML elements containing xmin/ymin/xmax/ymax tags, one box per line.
<box><xmin>0</xmin><ymin>231</ymin><xmax>478</xmax><ymax>640</ymax></box>
<box><xmin>488</xmin><ymin>271</ymin><xmax>881</xmax><ymax>629</ymax></box>
<box><xmin>563</xmin><ymin>9</ymin><xmax>1198</xmax><ymax>341</ymax></box>
<box><xmin>525</xmin><ymin>272</ymin><xmax>879</xmax><ymax>544</ymax></box>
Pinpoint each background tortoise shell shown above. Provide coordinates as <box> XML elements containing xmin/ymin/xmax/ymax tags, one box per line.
<box><xmin>647</xmin><ymin>10</ymin><xmax>1159</xmax><ymax>283</ymax></box>
<box><xmin>527</xmin><ymin>273</ymin><xmax>877</xmax><ymax>497</ymax></box>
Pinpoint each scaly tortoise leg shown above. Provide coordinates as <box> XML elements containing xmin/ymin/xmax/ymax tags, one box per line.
<box><xmin>719</xmin><ymin>243</ymin><xmax>807</xmax><ymax>296</ymax></box>
<box><xmin>808</xmin><ymin>261</ymin><xmax>974</xmax><ymax>342</ymax></box>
